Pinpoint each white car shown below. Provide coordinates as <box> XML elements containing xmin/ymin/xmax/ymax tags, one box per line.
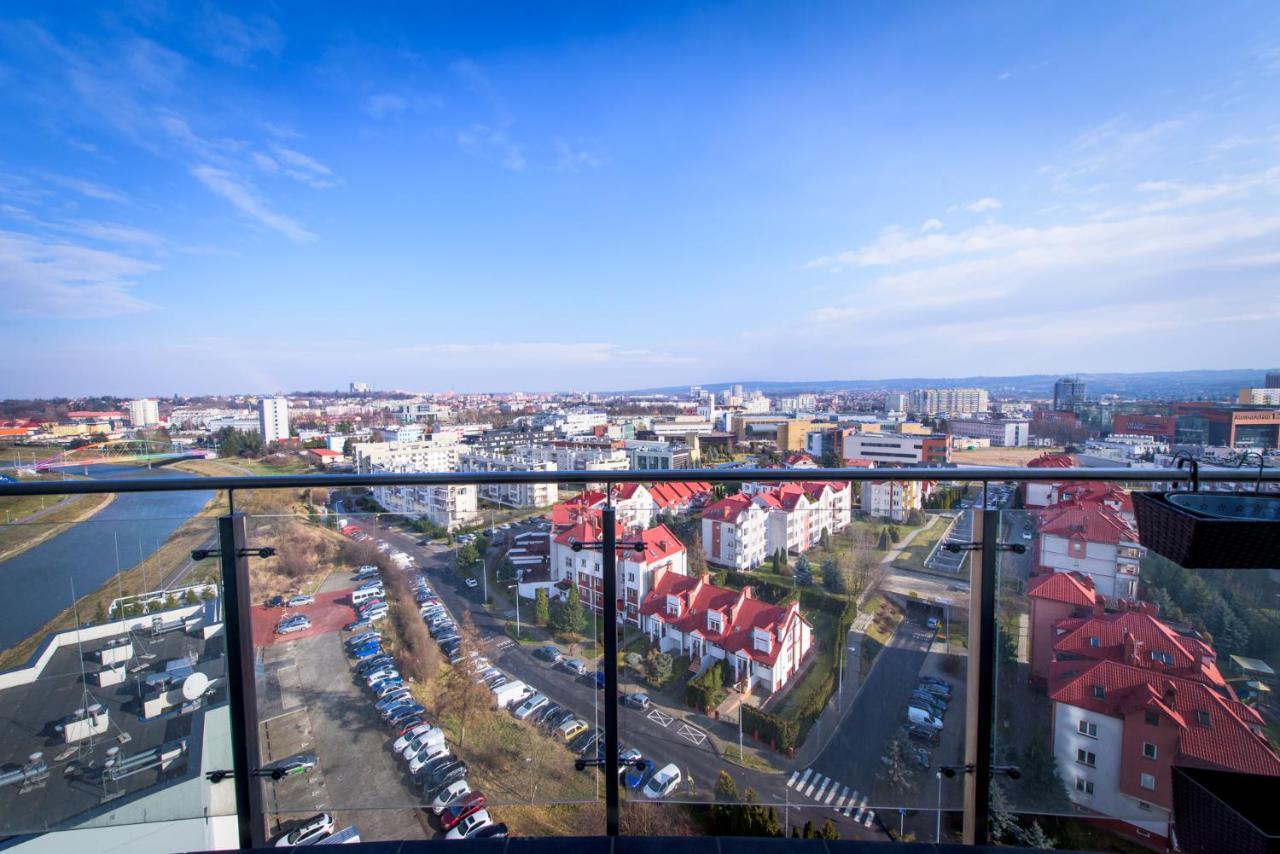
<box><xmin>400</xmin><ymin>729</ymin><xmax>446</xmax><ymax>760</ymax></box>
<box><xmin>430</xmin><ymin>779</ymin><xmax>472</xmax><ymax>814</ymax></box>
<box><xmin>365</xmin><ymin>668</ymin><xmax>399</xmax><ymax>686</ymax></box>
<box><xmin>464</xmin><ymin>577</ymin><xmax>479</xmax><ymax>589</ymax></box>
<box><xmin>275</xmin><ymin>812</ymin><xmax>334</xmax><ymax>846</ymax></box>
<box><xmin>513</xmin><ymin>693</ymin><xmax>548</xmax><ymax>721</ymax></box>
<box><xmin>408</xmin><ymin>742</ymin><xmax>452</xmax><ymax>775</ymax></box>
<box><xmin>393</xmin><ymin>723</ymin><xmax>438</xmax><ymax>754</ymax></box>
<box><xmin>643</xmin><ymin>764</ymin><xmax>682</xmax><ymax>799</ymax></box>
<box><xmin>445</xmin><ymin>810</ymin><xmax>492</xmax><ymax>840</ymax></box>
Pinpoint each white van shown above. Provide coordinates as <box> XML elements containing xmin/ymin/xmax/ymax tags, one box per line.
<box><xmin>907</xmin><ymin>706</ymin><xmax>943</xmax><ymax>730</ymax></box>
<box><xmin>491</xmin><ymin>680</ymin><xmax>533</xmax><ymax>709</ymax></box>
<box><xmin>351</xmin><ymin>587</ymin><xmax>383</xmax><ymax>606</ymax></box>
<box><xmin>356</xmin><ymin>565</ymin><xmax>379</xmax><ymax>579</ymax></box>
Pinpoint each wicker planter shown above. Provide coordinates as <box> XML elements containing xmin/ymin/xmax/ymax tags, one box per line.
<box><xmin>1132</xmin><ymin>490</ymin><xmax>1280</xmax><ymax>569</ymax></box>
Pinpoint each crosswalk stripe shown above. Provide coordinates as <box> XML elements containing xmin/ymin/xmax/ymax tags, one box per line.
<box><xmin>804</xmin><ymin>773</ymin><xmax>824</xmax><ymax>798</ymax></box>
<box><xmin>833</xmin><ymin>786</ymin><xmax>850</xmax><ymax>809</ymax></box>
<box><xmin>813</xmin><ymin>778</ymin><xmax>831</xmax><ymax>800</ymax></box>
<box><xmin>786</xmin><ymin>770</ymin><xmax>800</xmax><ymax>789</ymax></box>
<box><xmin>823</xmin><ymin>783</ymin><xmax>840</xmax><ymax>805</ymax></box>
<box><xmin>797</xmin><ymin>768</ymin><xmax>812</xmax><ymax>790</ymax></box>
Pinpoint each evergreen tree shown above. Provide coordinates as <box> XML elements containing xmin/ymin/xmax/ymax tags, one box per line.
<box><xmin>794</xmin><ymin>555</ymin><xmax>813</xmax><ymax>587</ymax></box>
<box><xmin>988</xmin><ymin>781</ymin><xmax>1018</xmax><ymax>843</ymax></box>
<box><xmin>1019</xmin><ymin>737</ymin><xmax>1071</xmax><ymax>812</ymax></box>
<box><xmin>801</xmin><ymin>820</ymin><xmax>815</xmax><ymax>838</ymax></box>
<box><xmin>822</xmin><ymin>556</ymin><xmax>845</xmax><ymax>593</ymax></box>
<box><xmin>1019</xmin><ymin>820</ymin><xmax>1056</xmax><ymax>849</ymax></box>
<box><xmin>819</xmin><ymin>819</ymin><xmax>839</xmax><ymax>840</ymax></box>
<box><xmin>771</xmin><ymin>550</ymin><xmax>782</xmax><ymax>574</ymax></box>
<box><xmin>534</xmin><ymin>588</ymin><xmax>551</xmax><ymax>626</ymax></box>
<box><xmin>877</xmin><ymin>529</ymin><xmax>891</xmax><ymax>550</ymax></box>
<box><xmin>820</xmin><ymin>529</ymin><xmax>832</xmax><ymax>551</ymax></box>
<box><xmin>553</xmin><ymin>585</ymin><xmax>586</xmax><ymax>636</ymax></box>
<box><xmin>888</xmin><ymin>525</ymin><xmax>902</xmax><ymax>543</ymax></box>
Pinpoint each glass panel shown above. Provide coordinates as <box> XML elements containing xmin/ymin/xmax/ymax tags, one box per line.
<box><xmin>996</xmin><ymin>491</ymin><xmax>1280</xmax><ymax>851</ymax></box>
<box><xmin>613</xmin><ymin>477</ymin><xmax>978</xmax><ymax>842</ymax></box>
<box><xmin>244</xmin><ymin>480</ymin><xmax>603</xmax><ymax>844</ymax></box>
<box><xmin>0</xmin><ymin>472</ymin><xmax>231</xmax><ymax>842</ymax></box>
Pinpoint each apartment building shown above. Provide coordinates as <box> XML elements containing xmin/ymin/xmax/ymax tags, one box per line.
<box><xmin>774</xmin><ymin>419</ymin><xmax>814</xmax><ymax>452</ymax></box>
<box><xmin>353</xmin><ymin>439</ymin><xmax>459</xmax><ymax>474</ymax></box>
<box><xmin>701</xmin><ymin>494</ymin><xmax>767</xmax><ymax>570</ymax></box>
<box><xmin>552</xmin><ymin>518</ymin><xmax>688</xmax><ymax>625</ymax></box>
<box><xmin>842</xmin><ymin>432</ymin><xmax>950</xmax><ymax>466</ymax></box>
<box><xmin>259</xmin><ymin>397</ymin><xmax>290</xmax><ymax>444</ymax></box>
<box><xmin>127</xmin><ymin>399</ymin><xmax>161</xmax><ymax>428</ymax></box>
<box><xmin>371</xmin><ymin>477</ymin><xmax>477</xmax><ymax>531</ymax></box>
<box><xmin>860</xmin><ymin>479</ymin><xmax>922</xmax><ymax>522</ymax></box>
<box><xmin>640</xmin><ymin>570</ymin><xmax>813</xmax><ymax>695</ymax></box>
<box><xmin>624</xmin><ymin>439</ymin><xmax>691</xmax><ymax>470</ymax></box>
<box><xmin>457</xmin><ymin>449</ymin><xmax>558</xmax><ymax>508</ymax></box>
<box><xmin>909</xmin><ymin>387</ymin><xmax>989</xmax><ymax>416</ymax></box>
<box><xmin>1037</xmin><ymin>499</ymin><xmax>1145</xmax><ymax>600</ymax></box>
<box><xmin>948</xmin><ymin>418</ymin><xmax>1030</xmax><ymax>447</ymax></box>
<box><xmin>521</xmin><ymin>443</ymin><xmax>629</xmax><ymax>473</ymax></box>
<box><xmin>742</xmin><ymin>481</ymin><xmax>852</xmax><ymax>555</ymax></box>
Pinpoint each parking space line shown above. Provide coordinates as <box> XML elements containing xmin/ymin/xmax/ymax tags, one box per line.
<box><xmin>646</xmin><ymin>709</ymin><xmax>673</xmax><ymax>728</ymax></box>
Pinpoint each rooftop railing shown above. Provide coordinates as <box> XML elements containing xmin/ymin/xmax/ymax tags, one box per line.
<box><xmin>1</xmin><ymin>465</ymin><xmax>1276</xmax><ymax>850</ymax></box>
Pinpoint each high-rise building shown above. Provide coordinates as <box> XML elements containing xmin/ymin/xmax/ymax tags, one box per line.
<box><xmin>908</xmin><ymin>387</ymin><xmax>989</xmax><ymax>416</ymax></box>
<box><xmin>350</xmin><ymin>381</ymin><xmax>368</xmax><ymax>393</ymax></box>
<box><xmin>259</xmin><ymin>397</ymin><xmax>290</xmax><ymax>444</ymax></box>
<box><xmin>127</xmin><ymin>398</ymin><xmax>160</xmax><ymax>427</ymax></box>
<box><xmin>1053</xmin><ymin>377</ymin><xmax>1088</xmax><ymax>411</ymax></box>
<box><xmin>1265</xmin><ymin>371</ymin><xmax>1280</xmax><ymax>389</ymax></box>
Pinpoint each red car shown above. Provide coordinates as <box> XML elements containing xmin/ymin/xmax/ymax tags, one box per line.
<box><xmin>439</xmin><ymin>792</ymin><xmax>487</xmax><ymax>831</ymax></box>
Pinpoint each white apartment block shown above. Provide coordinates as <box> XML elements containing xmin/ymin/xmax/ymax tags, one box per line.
<box><xmin>259</xmin><ymin>397</ymin><xmax>290</xmax><ymax>444</ymax></box>
<box><xmin>948</xmin><ymin>418</ymin><xmax>1029</xmax><ymax>447</ymax></box>
<box><xmin>860</xmin><ymin>479</ymin><xmax>922</xmax><ymax>522</ymax></box>
<box><xmin>1037</xmin><ymin>504</ymin><xmax>1146</xmax><ymax>600</ymax></box>
<box><xmin>700</xmin><ymin>495</ymin><xmax>767</xmax><ymax>570</ymax></box>
<box><xmin>531</xmin><ymin>411</ymin><xmax>608</xmax><ymax>436</ymax></box>
<box><xmin>553</xmin><ymin>521</ymin><xmax>688</xmax><ymax>625</ymax></box>
<box><xmin>908</xmin><ymin>387</ymin><xmax>989</xmax><ymax>416</ymax></box>
<box><xmin>353</xmin><ymin>440</ymin><xmax>459</xmax><ymax>474</ymax></box>
<box><xmin>624</xmin><ymin>439</ymin><xmax>690</xmax><ymax>470</ymax></box>
<box><xmin>371</xmin><ymin>475</ymin><xmax>478</xmax><ymax>532</ymax></box>
<box><xmin>458</xmin><ymin>449</ymin><xmax>558</xmax><ymax>508</ymax></box>
<box><xmin>127</xmin><ymin>399</ymin><xmax>161</xmax><ymax>428</ymax></box>
<box><xmin>520</xmin><ymin>444</ymin><xmax>629</xmax><ymax>473</ymax></box>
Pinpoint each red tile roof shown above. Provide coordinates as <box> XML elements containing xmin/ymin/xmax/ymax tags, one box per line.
<box><xmin>1027</xmin><ymin>571</ymin><xmax>1098</xmax><ymax>607</ymax></box>
<box><xmin>1053</xmin><ymin>608</ymin><xmax>1227</xmax><ymax>688</ymax></box>
<box><xmin>1050</xmin><ymin>659</ymin><xmax>1280</xmax><ymax>776</ymax></box>
<box><xmin>1028</xmin><ymin>452</ymin><xmax>1075</xmax><ymax>469</ymax></box>
<box><xmin>1040</xmin><ymin>501</ymin><xmax>1138</xmax><ymax>545</ymax></box>
<box><xmin>639</xmin><ymin>571</ymin><xmax>808</xmax><ymax>667</ymax></box>
<box><xmin>701</xmin><ymin>493</ymin><xmax>756</xmax><ymax>523</ymax></box>
<box><xmin>1055</xmin><ymin>482</ymin><xmax>1134</xmax><ymax>514</ymax></box>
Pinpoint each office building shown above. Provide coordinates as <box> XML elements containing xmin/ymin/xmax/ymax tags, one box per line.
<box><xmin>842</xmin><ymin>432</ymin><xmax>950</xmax><ymax>466</ymax></box>
<box><xmin>1266</xmin><ymin>371</ymin><xmax>1280</xmax><ymax>389</ymax></box>
<box><xmin>127</xmin><ymin>399</ymin><xmax>161</xmax><ymax>428</ymax></box>
<box><xmin>1054</xmin><ymin>377</ymin><xmax>1088</xmax><ymax>411</ymax></box>
<box><xmin>909</xmin><ymin>387</ymin><xmax>989</xmax><ymax>416</ymax></box>
<box><xmin>949</xmin><ymin>418</ymin><xmax>1030</xmax><ymax>447</ymax></box>
<box><xmin>258</xmin><ymin>397</ymin><xmax>290</xmax><ymax>444</ymax></box>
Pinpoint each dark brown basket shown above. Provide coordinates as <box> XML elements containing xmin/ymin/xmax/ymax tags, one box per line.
<box><xmin>1133</xmin><ymin>491</ymin><xmax>1280</xmax><ymax>569</ymax></box>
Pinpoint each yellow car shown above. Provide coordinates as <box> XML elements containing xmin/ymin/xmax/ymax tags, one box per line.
<box><xmin>559</xmin><ymin>719</ymin><xmax>588</xmax><ymax>742</ymax></box>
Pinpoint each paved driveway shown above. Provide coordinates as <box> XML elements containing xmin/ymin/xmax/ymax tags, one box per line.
<box><xmin>252</xmin><ymin>588</ymin><xmax>355</xmax><ymax>647</ymax></box>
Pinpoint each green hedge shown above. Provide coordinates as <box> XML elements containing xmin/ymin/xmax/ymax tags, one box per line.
<box><xmin>687</xmin><ymin>660</ymin><xmax>726</xmax><ymax>712</ymax></box>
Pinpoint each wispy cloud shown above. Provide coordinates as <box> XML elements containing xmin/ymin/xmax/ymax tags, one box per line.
<box><xmin>966</xmin><ymin>197</ymin><xmax>1002</xmax><ymax>213</ymax></box>
<box><xmin>69</xmin><ymin>220</ymin><xmax>164</xmax><ymax>245</ymax></box>
<box><xmin>44</xmin><ymin>174</ymin><xmax>129</xmax><ymax>204</ymax></box>
<box><xmin>921</xmin><ymin>218</ymin><xmax>943</xmax><ymax>233</ymax></box>
<box><xmin>269</xmin><ymin>146</ymin><xmax>338</xmax><ymax>188</ymax></box>
<box><xmin>199</xmin><ymin>7</ymin><xmax>283</xmax><ymax>66</ymax></box>
<box><xmin>0</xmin><ymin>229</ymin><xmax>158</xmax><ymax>317</ymax></box>
<box><xmin>458</xmin><ymin>124</ymin><xmax>526</xmax><ymax>171</ymax></box>
<box><xmin>191</xmin><ymin>166</ymin><xmax>317</xmax><ymax>243</ymax></box>
<box><xmin>555</xmin><ymin>138</ymin><xmax>607</xmax><ymax>172</ymax></box>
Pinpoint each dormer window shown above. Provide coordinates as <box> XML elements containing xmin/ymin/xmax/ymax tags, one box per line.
<box><xmin>665</xmin><ymin>595</ymin><xmax>680</xmax><ymax>617</ymax></box>
<box><xmin>1150</xmin><ymin>650</ymin><xmax>1174</xmax><ymax>666</ymax></box>
<box><xmin>1092</xmin><ymin>684</ymin><xmax>1106</xmax><ymax>700</ymax></box>
<box><xmin>707</xmin><ymin>612</ymin><xmax>722</xmax><ymax>633</ymax></box>
<box><xmin>752</xmin><ymin>628</ymin><xmax>772</xmax><ymax>654</ymax></box>
<box><xmin>1195</xmin><ymin>710</ymin><xmax>1211</xmax><ymax>727</ymax></box>
<box><xmin>1088</xmin><ymin>636</ymin><xmax>1100</xmax><ymax>648</ymax></box>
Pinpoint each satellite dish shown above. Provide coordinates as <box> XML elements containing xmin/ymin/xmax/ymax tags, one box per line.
<box><xmin>181</xmin><ymin>672</ymin><xmax>210</xmax><ymax>701</ymax></box>
<box><xmin>105</xmin><ymin>747</ymin><xmax>119</xmax><ymax>758</ymax></box>
<box><xmin>29</xmin><ymin>752</ymin><xmax>43</xmax><ymax>764</ymax></box>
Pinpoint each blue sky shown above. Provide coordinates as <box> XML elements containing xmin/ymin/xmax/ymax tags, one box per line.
<box><xmin>2</xmin><ymin>2</ymin><xmax>1278</xmax><ymax>396</ymax></box>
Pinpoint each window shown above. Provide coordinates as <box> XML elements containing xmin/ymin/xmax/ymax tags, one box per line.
<box><xmin>1075</xmin><ymin>777</ymin><xmax>1094</xmax><ymax>795</ymax></box>
<box><xmin>1089</xmin><ymin>635</ymin><xmax>1100</xmax><ymax>647</ymax></box>
<box><xmin>626</xmin><ymin>572</ymin><xmax>636</xmax><ymax>584</ymax></box>
<box><xmin>1092</xmin><ymin>684</ymin><xmax>1106</xmax><ymax>699</ymax></box>
<box><xmin>1078</xmin><ymin>720</ymin><xmax>1098</xmax><ymax>738</ymax></box>
<box><xmin>1076</xmin><ymin>749</ymin><xmax>1096</xmax><ymax>767</ymax></box>
<box><xmin>1145</xmin><ymin>711</ymin><xmax>1160</xmax><ymax>726</ymax></box>
<box><xmin>1140</xmin><ymin>773</ymin><xmax>1156</xmax><ymax>791</ymax></box>
<box><xmin>1196</xmin><ymin>710</ymin><xmax>1212</xmax><ymax>727</ymax></box>
<box><xmin>1151</xmin><ymin>650</ymin><xmax>1174</xmax><ymax>665</ymax></box>
<box><xmin>1143</xmin><ymin>742</ymin><xmax>1157</xmax><ymax>760</ymax></box>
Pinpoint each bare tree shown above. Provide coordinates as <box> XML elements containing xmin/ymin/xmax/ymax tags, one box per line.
<box><xmin>434</xmin><ymin>613</ymin><xmax>492</xmax><ymax>748</ymax></box>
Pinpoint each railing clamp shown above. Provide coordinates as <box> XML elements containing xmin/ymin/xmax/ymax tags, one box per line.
<box><xmin>943</xmin><ymin>542</ymin><xmax>1026</xmax><ymax>555</ymax></box>
<box><xmin>191</xmin><ymin>547</ymin><xmax>277</xmax><ymax>561</ymax></box>
<box><xmin>937</xmin><ymin>763</ymin><xmax>1020</xmax><ymax>779</ymax></box>
<box><xmin>569</xmin><ymin>539</ymin><xmax>645</xmax><ymax>553</ymax></box>
<box><xmin>575</xmin><ymin>757</ymin><xmax>649</xmax><ymax>772</ymax></box>
<box><xmin>206</xmin><ymin>769</ymin><xmax>234</xmax><ymax>783</ymax></box>
<box><xmin>251</xmin><ymin>767</ymin><xmax>290</xmax><ymax>780</ymax></box>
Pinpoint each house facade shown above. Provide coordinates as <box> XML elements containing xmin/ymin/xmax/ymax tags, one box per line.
<box><xmin>701</xmin><ymin>494</ymin><xmax>767</xmax><ymax>570</ymax></box>
<box><xmin>1037</xmin><ymin>500</ymin><xmax>1145</xmax><ymax>600</ymax></box>
<box><xmin>552</xmin><ymin>519</ymin><xmax>688</xmax><ymax>625</ymax></box>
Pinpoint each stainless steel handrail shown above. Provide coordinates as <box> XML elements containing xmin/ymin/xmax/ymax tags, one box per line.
<box><xmin>2</xmin><ymin>465</ymin><xmax>1277</xmax><ymax>497</ymax></box>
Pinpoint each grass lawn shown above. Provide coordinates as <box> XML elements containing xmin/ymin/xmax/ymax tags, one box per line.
<box><xmin>721</xmin><ymin>745</ymin><xmax>778</xmax><ymax>773</ymax></box>
<box><xmin>0</xmin><ymin>444</ymin><xmax>61</xmax><ymax>464</ymax></box>
<box><xmin>860</xmin><ymin>594</ymin><xmax>904</xmax><ymax>646</ymax></box>
<box><xmin>769</xmin><ymin>611</ymin><xmax>836</xmax><ymax>719</ymax></box>
<box><xmin>891</xmin><ymin>516</ymin><xmax>950</xmax><ymax>573</ymax></box>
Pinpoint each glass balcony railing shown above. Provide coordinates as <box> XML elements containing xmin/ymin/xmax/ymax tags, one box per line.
<box><xmin>0</xmin><ymin>466</ymin><xmax>1277</xmax><ymax>851</ymax></box>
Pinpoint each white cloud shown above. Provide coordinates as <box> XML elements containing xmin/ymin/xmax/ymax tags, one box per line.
<box><xmin>921</xmin><ymin>218</ymin><xmax>943</xmax><ymax>233</ymax></box>
<box><xmin>70</xmin><ymin>220</ymin><xmax>163</xmax><ymax>246</ymax></box>
<box><xmin>190</xmin><ymin>165</ymin><xmax>317</xmax><ymax>243</ymax></box>
<box><xmin>458</xmin><ymin>124</ymin><xmax>526</xmax><ymax>171</ymax></box>
<box><xmin>555</xmin><ymin>138</ymin><xmax>607</xmax><ymax>172</ymax></box>
<box><xmin>966</xmin><ymin>197</ymin><xmax>1002</xmax><ymax>213</ymax></box>
<box><xmin>270</xmin><ymin>146</ymin><xmax>338</xmax><ymax>188</ymax></box>
<box><xmin>44</xmin><ymin>174</ymin><xmax>128</xmax><ymax>204</ymax></box>
<box><xmin>201</xmin><ymin>9</ymin><xmax>283</xmax><ymax>66</ymax></box>
<box><xmin>0</xmin><ymin>229</ymin><xmax>157</xmax><ymax>317</ymax></box>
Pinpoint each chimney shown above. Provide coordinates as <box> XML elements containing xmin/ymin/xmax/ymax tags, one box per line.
<box><xmin>741</xmin><ymin>585</ymin><xmax>753</xmax><ymax>600</ymax></box>
<box><xmin>1123</xmin><ymin>631</ymin><xmax>1139</xmax><ymax>666</ymax></box>
<box><xmin>1163</xmin><ymin>681</ymin><xmax>1177</xmax><ymax>709</ymax></box>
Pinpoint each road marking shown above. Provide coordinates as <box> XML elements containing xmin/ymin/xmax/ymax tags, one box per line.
<box><xmin>804</xmin><ymin>773</ymin><xmax>824</xmax><ymax>798</ymax></box>
<box><xmin>646</xmin><ymin>709</ymin><xmax>673</xmax><ymax>728</ymax></box>
<box><xmin>823</xmin><ymin>782</ymin><xmax>840</xmax><ymax>805</ymax></box>
<box><xmin>833</xmin><ymin>786</ymin><xmax>850</xmax><ymax>809</ymax></box>
<box><xmin>813</xmin><ymin>777</ymin><xmax>831</xmax><ymax>801</ymax></box>
<box><xmin>796</xmin><ymin>768</ymin><xmax>812</xmax><ymax>790</ymax></box>
<box><xmin>675</xmin><ymin>723</ymin><xmax>706</xmax><ymax>746</ymax></box>
<box><xmin>787</xmin><ymin>770</ymin><xmax>800</xmax><ymax>789</ymax></box>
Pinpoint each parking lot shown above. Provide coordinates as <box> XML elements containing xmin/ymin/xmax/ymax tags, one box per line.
<box><xmin>250</xmin><ymin>587</ymin><xmax>356</xmax><ymax>647</ymax></box>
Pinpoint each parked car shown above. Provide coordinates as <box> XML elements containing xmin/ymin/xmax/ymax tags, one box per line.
<box><xmin>533</xmin><ymin>645</ymin><xmax>562</xmax><ymax>662</ymax></box>
<box><xmin>439</xmin><ymin>792</ymin><xmax>488</xmax><ymax>831</ymax></box>
<box><xmin>364</xmin><ymin>667</ymin><xmax>399</xmax><ymax>686</ymax></box>
<box><xmin>420</xmin><ymin>760</ymin><xmax>468</xmax><ymax>792</ymax></box>
<box><xmin>464</xmin><ymin>577</ymin><xmax>479</xmax><ymax>589</ymax></box>
<box><xmin>386</xmin><ymin>705</ymin><xmax>426</xmax><ymax>728</ymax></box>
<box><xmin>374</xmin><ymin>690</ymin><xmax>413</xmax><ymax>712</ymax></box>
<box><xmin>428</xmin><ymin>780</ymin><xmax>472</xmax><ymax>815</ymax></box>
<box><xmin>470</xmin><ymin>823</ymin><xmax>507</xmax><ymax>839</ymax></box>
<box><xmin>356</xmin><ymin>654</ymin><xmax>395</xmax><ymax>675</ymax></box>
<box><xmin>534</xmin><ymin>702</ymin><xmax>562</xmax><ymax>726</ymax></box>
<box><xmin>619</xmin><ymin>746</ymin><xmax>642</xmax><ymax>764</ymax></box>
<box><xmin>369</xmin><ymin>677</ymin><xmax>404</xmax><ymax>696</ymax></box>
<box><xmin>264</xmin><ymin>595</ymin><xmax>284</xmax><ymax>609</ymax></box>
<box><xmin>561</xmin><ymin>658</ymin><xmax>588</xmax><ymax>676</ymax></box>
<box><xmin>622</xmin><ymin>692</ymin><xmax>650</xmax><ymax>710</ymax></box>
<box><xmin>394</xmin><ymin>723</ymin><xmax>440</xmax><ymax>754</ymax></box>
<box><xmin>287</xmin><ymin>594</ymin><xmax>315</xmax><ymax>607</ymax></box>
<box><xmin>275</xmin><ymin>616</ymin><xmax>311</xmax><ymax>635</ymax></box>
<box><xmin>402</xmin><ymin>730</ymin><xmax>447</xmax><ymax>761</ymax></box>
<box><xmin>346</xmin><ymin>631</ymin><xmax>382</xmax><ymax>648</ymax></box>
<box><xmin>343</xmin><ymin>618</ymin><xmax>372</xmax><ymax>632</ymax></box>
<box><xmin>408</xmin><ymin>743</ymin><xmax>452</xmax><ymax>775</ymax></box>
<box><xmin>559</xmin><ymin>719</ymin><xmax>589</xmax><ymax>742</ymax></box>
<box><xmin>625</xmin><ymin>758</ymin><xmax>655</xmax><ymax>789</ymax></box>
<box><xmin>910</xmin><ymin>691</ymin><xmax>947</xmax><ymax>713</ymax></box>
<box><xmin>445</xmin><ymin>810</ymin><xmax>492</xmax><ymax>840</ymax></box>
<box><xmin>917</xmin><ymin>681</ymin><xmax>952</xmax><ymax>699</ymax></box>
<box><xmin>643</xmin><ymin>764</ymin><xmax>682</xmax><ymax>799</ymax></box>
<box><xmin>513</xmin><ymin>693</ymin><xmax>548</xmax><ymax>721</ymax></box>
<box><xmin>270</xmin><ymin>752</ymin><xmax>317</xmax><ymax>778</ymax></box>
<box><xmin>274</xmin><ymin>813</ymin><xmax>334</xmax><ymax>847</ymax></box>
<box><xmin>907</xmin><ymin>706</ymin><xmax>944</xmax><ymax>730</ymax></box>
<box><xmin>351</xmin><ymin>642</ymin><xmax>382</xmax><ymax>661</ymax></box>
<box><xmin>925</xmin><ymin>617</ymin><xmax>940</xmax><ymax>631</ymax></box>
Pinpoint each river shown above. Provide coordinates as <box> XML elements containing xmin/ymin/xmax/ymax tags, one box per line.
<box><xmin>0</xmin><ymin>464</ymin><xmax>214</xmax><ymax>651</ymax></box>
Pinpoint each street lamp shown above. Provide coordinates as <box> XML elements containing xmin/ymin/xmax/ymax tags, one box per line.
<box><xmin>507</xmin><ymin>583</ymin><xmax>521</xmax><ymax>636</ymax></box>
<box><xmin>934</xmin><ymin>770</ymin><xmax>943</xmax><ymax>843</ymax></box>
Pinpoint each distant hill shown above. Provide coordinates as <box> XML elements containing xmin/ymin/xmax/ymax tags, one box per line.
<box><xmin>622</xmin><ymin>368</ymin><xmax>1275</xmax><ymax>399</ymax></box>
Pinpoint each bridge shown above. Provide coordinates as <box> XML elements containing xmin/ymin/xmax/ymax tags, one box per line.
<box><xmin>34</xmin><ymin>440</ymin><xmax>208</xmax><ymax>472</ymax></box>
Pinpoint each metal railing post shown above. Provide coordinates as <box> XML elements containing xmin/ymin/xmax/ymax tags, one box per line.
<box><xmin>218</xmin><ymin>513</ymin><xmax>265</xmax><ymax>848</ymax></box>
<box><xmin>962</xmin><ymin>507</ymin><xmax>998</xmax><ymax>845</ymax></box>
<box><xmin>601</xmin><ymin>505</ymin><xmax>621</xmax><ymax>836</ymax></box>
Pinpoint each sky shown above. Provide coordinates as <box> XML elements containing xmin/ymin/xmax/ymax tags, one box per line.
<box><xmin>1</xmin><ymin>1</ymin><xmax>1279</xmax><ymax>397</ymax></box>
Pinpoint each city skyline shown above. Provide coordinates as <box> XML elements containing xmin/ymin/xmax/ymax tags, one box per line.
<box><xmin>3</xmin><ymin>2</ymin><xmax>1280</xmax><ymax>396</ymax></box>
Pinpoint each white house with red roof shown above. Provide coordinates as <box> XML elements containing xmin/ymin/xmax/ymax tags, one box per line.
<box><xmin>648</xmin><ymin>481</ymin><xmax>714</xmax><ymax>515</ymax></box>
<box><xmin>552</xmin><ymin>518</ymin><xmax>688</xmax><ymax>625</ymax></box>
<box><xmin>860</xmin><ymin>479</ymin><xmax>922</xmax><ymax>522</ymax></box>
<box><xmin>639</xmin><ymin>570</ymin><xmax>813</xmax><ymax>695</ymax></box>
<box><xmin>1049</xmin><ymin>657</ymin><xmax>1280</xmax><ymax>847</ymax></box>
<box><xmin>1023</xmin><ymin>452</ymin><xmax>1076</xmax><ymax>507</ymax></box>
<box><xmin>701</xmin><ymin>494</ymin><xmax>767</xmax><ymax>570</ymax></box>
<box><xmin>1037</xmin><ymin>499</ymin><xmax>1145</xmax><ymax>600</ymax></box>
<box><xmin>1028</xmin><ymin>571</ymin><xmax>1101</xmax><ymax>685</ymax></box>
<box><xmin>740</xmin><ymin>481</ymin><xmax>852</xmax><ymax>557</ymax></box>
